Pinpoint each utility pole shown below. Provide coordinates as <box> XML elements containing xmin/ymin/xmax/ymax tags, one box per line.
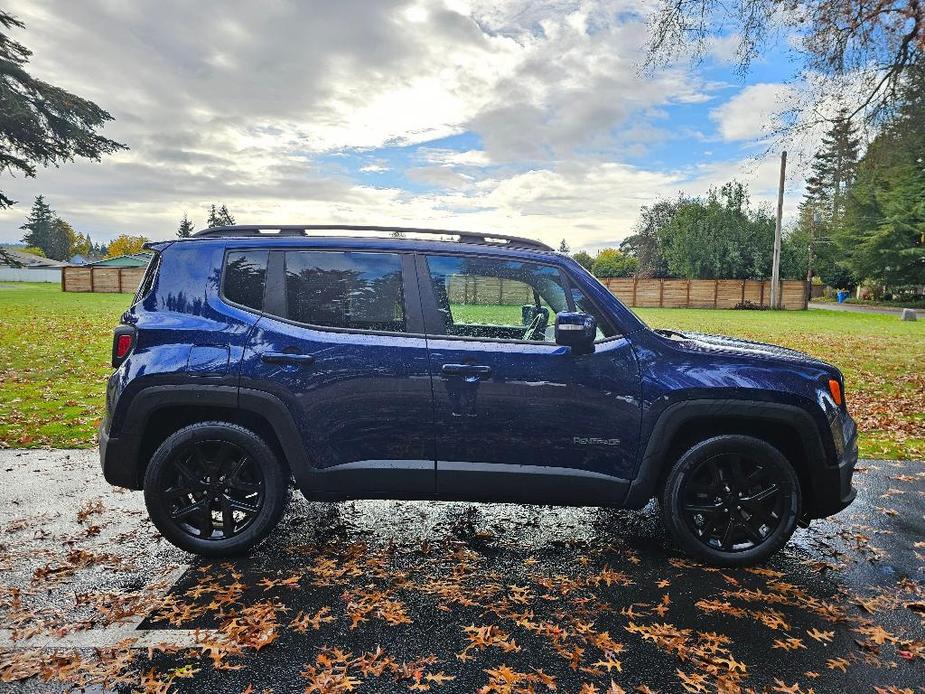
<box><xmin>770</xmin><ymin>150</ymin><xmax>786</xmax><ymax>309</ymax></box>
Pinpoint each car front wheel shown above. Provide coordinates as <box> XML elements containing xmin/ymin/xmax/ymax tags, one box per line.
<box><xmin>661</xmin><ymin>435</ymin><xmax>801</xmax><ymax>567</ymax></box>
<box><xmin>143</xmin><ymin>422</ymin><xmax>288</xmax><ymax>557</ymax></box>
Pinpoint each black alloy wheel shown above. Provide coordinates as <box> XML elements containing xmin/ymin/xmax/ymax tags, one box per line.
<box><xmin>661</xmin><ymin>435</ymin><xmax>801</xmax><ymax>566</ymax></box>
<box><xmin>161</xmin><ymin>440</ymin><xmax>264</xmax><ymax>541</ymax></box>
<box><xmin>144</xmin><ymin>422</ymin><xmax>288</xmax><ymax>556</ymax></box>
<box><xmin>681</xmin><ymin>453</ymin><xmax>785</xmax><ymax>552</ymax></box>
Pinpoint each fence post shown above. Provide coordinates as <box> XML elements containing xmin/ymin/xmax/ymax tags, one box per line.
<box><xmin>740</xmin><ymin>280</ymin><xmax>746</xmax><ymax>305</ymax></box>
<box><xmin>61</xmin><ymin>267</ymin><xmax>67</xmax><ymax>292</ymax></box>
<box><xmin>759</xmin><ymin>282</ymin><xmax>765</xmax><ymax>306</ymax></box>
<box><xmin>686</xmin><ymin>280</ymin><xmax>691</xmax><ymax>308</ymax></box>
<box><xmin>89</xmin><ymin>268</ymin><xmax>96</xmax><ymax>293</ymax></box>
<box><xmin>713</xmin><ymin>279</ymin><xmax>719</xmax><ymax>309</ymax></box>
<box><xmin>658</xmin><ymin>280</ymin><xmax>664</xmax><ymax>307</ymax></box>
<box><xmin>632</xmin><ymin>278</ymin><xmax>638</xmax><ymax>307</ymax></box>
<box><xmin>118</xmin><ymin>269</ymin><xmax>124</xmax><ymax>293</ymax></box>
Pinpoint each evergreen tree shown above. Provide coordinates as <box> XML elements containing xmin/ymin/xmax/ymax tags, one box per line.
<box><xmin>0</xmin><ymin>12</ymin><xmax>125</xmax><ymax>208</ymax></box>
<box><xmin>804</xmin><ymin>111</ymin><xmax>861</xmax><ymax>221</ymax></box>
<box><xmin>217</xmin><ymin>205</ymin><xmax>235</xmax><ymax>226</ymax></box>
<box><xmin>206</xmin><ymin>204</ymin><xmax>235</xmax><ymax>227</ymax></box>
<box><xmin>840</xmin><ymin>66</ymin><xmax>925</xmax><ymax>287</ymax></box>
<box><xmin>558</xmin><ymin>239</ymin><xmax>570</xmax><ymax>253</ymax></box>
<box><xmin>19</xmin><ymin>195</ymin><xmax>55</xmax><ymax>255</ymax></box>
<box><xmin>177</xmin><ymin>214</ymin><xmax>194</xmax><ymax>238</ymax></box>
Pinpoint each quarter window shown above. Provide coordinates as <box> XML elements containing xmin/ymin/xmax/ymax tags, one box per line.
<box><xmin>223</xmin><ymin>250</ymin><xmax>268</xmax><ymax>311</ymax></box>
<box><xmin>283</xmin><ymin>251</ymin><xmax>405</xmax><ymax>332</ymax></box>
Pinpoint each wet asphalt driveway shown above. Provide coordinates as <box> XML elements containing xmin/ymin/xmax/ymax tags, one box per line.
<box><xmin>0</xmin><ymin>449</ymin><xmax>922</xmax><ymax>693</ymax></box>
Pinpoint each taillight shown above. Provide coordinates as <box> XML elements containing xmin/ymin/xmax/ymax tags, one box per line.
<box><xmin>112</xmin><ymin>327</ymin><xmax>136</xmax><ymax>367</ymax></box>
<box><xmin>116</xmin><ymin>334</ymin><xmax>133</xmax><ymax>358</ymax></box>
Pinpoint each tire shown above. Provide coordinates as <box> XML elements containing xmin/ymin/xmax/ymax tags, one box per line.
<box><xmin>143</xmin><ymin>421</ymin><xmax>288</xmax><ymax>557</ymax></box>
<box><xmin>661</xmin><ymin>435</ymin><xmax>801</xmax><ymax>567</ymax></box>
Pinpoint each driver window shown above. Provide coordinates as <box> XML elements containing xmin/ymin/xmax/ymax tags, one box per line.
<box><xmin>425</xmin><ymin>255</ymin><xmax>569</xmax><ymax>342</ymax></box>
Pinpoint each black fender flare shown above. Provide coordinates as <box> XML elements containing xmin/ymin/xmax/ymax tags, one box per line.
<box><xmin>622</xmin><ymin>398</ymin><xmax>830</xmax><ymax>509</ymax></box>
<box><xmin>104</xmin><ymin>384</ymin><xmax>311</xmax><ymax>489</ymax></box>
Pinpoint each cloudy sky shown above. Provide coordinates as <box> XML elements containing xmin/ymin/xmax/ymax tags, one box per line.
<box><xmin>0</xmin><ymin>0</ymin><xmax>808</xmax><ymax>250</ymax></box>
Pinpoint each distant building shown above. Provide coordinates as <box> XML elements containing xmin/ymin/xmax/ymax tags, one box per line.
<box><xmin>0</xmin><ymin>248</ymin><xmax>73</xmax><ymax>282</ymax></box>
<box><xmin>86</xmin><ymin>252</ymin><xmax>153</xmax><ymax>268</ymax></box>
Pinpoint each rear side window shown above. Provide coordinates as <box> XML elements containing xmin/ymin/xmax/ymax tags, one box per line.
<box><xmin>223</xmin><ymin>250</ymin><xmax>268</xmax><ymax>311</ymax></box>
<box><xmin>133</xmin><ymin>252</ymin><xmax>160</xmax><ymax>303</ymax></box>
<box><xmin>282</xmin><ymin>251</ymin><xmax>405</xmax><ymax>332</ymax></box>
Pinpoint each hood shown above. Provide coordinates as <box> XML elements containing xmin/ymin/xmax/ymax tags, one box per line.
<box><xmin>655</xmin><ymin>329</ymin><xmax>830</xmax><ymax>368</ymax></box>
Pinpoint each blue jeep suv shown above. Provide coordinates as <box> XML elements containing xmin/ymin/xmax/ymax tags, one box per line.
<box><xmin>100</xmin><ymin>225</ymin><xmax>858</xmax><ymax>566</ymax></box>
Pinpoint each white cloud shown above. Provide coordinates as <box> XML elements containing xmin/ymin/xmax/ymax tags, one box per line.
<box><xmin>710</xmin><ymin>83</ymin><xmax>796</xmax><ymax>142</ymax></box>
<box><xmin>0</xmin><ymin>0</ymin><xmax>793</xmax><ymax>249</ymax></box>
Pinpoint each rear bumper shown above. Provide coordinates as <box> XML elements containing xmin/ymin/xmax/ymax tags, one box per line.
<box><xmin>99</xmin><ymin>420</ymin><xmax>143</xmax><ymax>490</ymax></box>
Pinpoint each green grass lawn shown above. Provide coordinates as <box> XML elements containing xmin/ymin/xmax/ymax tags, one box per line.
<box><xmin>1</xmin><ymin>283</ymin><xmax>922</xmax><ymax>459</ymax></box>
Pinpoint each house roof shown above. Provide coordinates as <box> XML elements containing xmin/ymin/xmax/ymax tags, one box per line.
<box><xmin>0</xmin><ymin>248</ymin><xmax>72</xmax><ymax>268</ymax></box>
<box><xmin>86</xmin><ymin>252</ymin><xmax>153</xmax><ymax>267</ymax></box>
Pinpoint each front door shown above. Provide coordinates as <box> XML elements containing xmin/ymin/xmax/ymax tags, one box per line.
<box><xmin>239</xmin><ymin>248</ymin><xmax>434</xmax><ymax>498</ymax></box>
<box><xmin>418</xmin><ymin>252</ymin><xmax>641</xmax><ymax>505</ymax></box>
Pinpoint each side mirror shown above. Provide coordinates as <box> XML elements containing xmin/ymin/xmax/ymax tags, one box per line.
<box><xmin>555</xmin><ymin>312</ymin><xmax>596</xmax><ymax>353</ymax></box>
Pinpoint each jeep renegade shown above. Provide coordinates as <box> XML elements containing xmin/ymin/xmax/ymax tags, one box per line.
<box><xmin>100</xmin><ymin>225</ymin><xmax>858</xmax><ymax>566</ymax></box>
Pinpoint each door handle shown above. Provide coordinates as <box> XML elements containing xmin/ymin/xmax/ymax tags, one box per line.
<box><xmin>441</xmin><ymin>363</ymin><xmax>492</xmax><ymax>377</ymax></box>
<box><xmin>261</xmin><ymin>352</ymin><xmax>316</xmax><ymax>366</ymax></box>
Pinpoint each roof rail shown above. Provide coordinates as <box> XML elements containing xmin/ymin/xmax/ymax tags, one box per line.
<box><xmin>191</xmin><ymin>224</ymin><xmax>553</xmax><ymax>251</ymax></box>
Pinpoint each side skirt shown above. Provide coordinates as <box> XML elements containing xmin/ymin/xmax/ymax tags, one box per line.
<box><xmin>437</xmin><ymin>462</ymin><xmax>629</xmax><ymax>506</ymax></box>
<box><xmin>297</xmin><ymin>460</ymin><xmax>630</xmax><ymax>507</ymax></box>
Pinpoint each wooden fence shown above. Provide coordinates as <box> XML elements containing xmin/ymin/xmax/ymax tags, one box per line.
<box><xmin>61</xmin><ymin>266</ymin><xmax>147</xmax><ymax>294</ymax></box>
<box><xmin>446</xmin><ymin>276</ymin><xmax>533</xmax><ymax>305</ymax></box>
<box><xmin>60</xmin><ymin>265</ymin><xmax>808</xmax><ymax>309</ymax></box>
<box><xmin>599</xmin><ymin>278</ymin><xmax>808</xmax><ymax>310</ymax></box>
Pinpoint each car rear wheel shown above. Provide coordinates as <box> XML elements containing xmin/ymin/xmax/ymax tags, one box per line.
<box><xmin>143</xmin><ymin>422</ymin><xmax>288</xmax><ymax>557</ymax></box>
<box><xmin>661</xmin><ymin>435</ymin><xmax>801</xmax><ymax>566</ymax></box>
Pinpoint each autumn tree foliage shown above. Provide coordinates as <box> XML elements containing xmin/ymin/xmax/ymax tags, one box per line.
<box><xmin>0</xmin><ymin>11</ymin><xmax>125</xmax><ymax>208</ymax></box>
<box><xmin>106</xmin><ymin>234</ymin><xmax>149</xmax><ymax>257</ymax></box>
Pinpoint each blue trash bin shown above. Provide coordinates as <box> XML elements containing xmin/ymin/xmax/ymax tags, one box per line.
<box><xmin>837</xmin><ymin>290</ymin><xmax>849</xmax><ymax>303</ymax></box>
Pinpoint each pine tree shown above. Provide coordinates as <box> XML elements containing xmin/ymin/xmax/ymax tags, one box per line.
<box><xmin>0</xmin><ymin>12</ymin><xmax>125</xmax><ymax>209</ymax></box>
<box><xmin>804</xmin><ymin>111</ymin><xmax>861</xmax><ymax>221</ymax></box>
<box><xmin>840</xmin><ymin>65</ymin><xmax>925</xmax><ymax>287</ymax></box>
<box><xmin>558</xmin><ymin>239</ymin><xmax>570</xmax><ymax>253</ymax></box>
<box><xmin>218</xmin><ymin>205</ymin><xmax>235</xmax><ymax>225</ymax></box>
<box><xmin>177</xmin><ymin>214</ymin><xmax>194</xmax><ymax>238</ymax></box>
<box><xmin>19</xmin><ymin>195</ymin><xmax>55</xmax><ymax>255</ymax></box>
<box><xmin>206</xmin><ymin>204</ymin><xmax>235</xmax><ymax>228</ymax></box>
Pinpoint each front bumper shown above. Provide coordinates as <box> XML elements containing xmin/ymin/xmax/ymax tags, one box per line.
<box><xmin>805</xmin><ymin>411</ymin><xmax>858</xmax><ymax>519</ymax></box>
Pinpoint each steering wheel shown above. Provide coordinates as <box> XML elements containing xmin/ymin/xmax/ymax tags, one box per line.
<box><xmin>522</xmin><ymin>308</ymin><xmax>549</xmax><ymax>341</ymax></box>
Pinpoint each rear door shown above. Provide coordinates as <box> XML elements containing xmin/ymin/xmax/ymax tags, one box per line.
<box><xmin>418</xmin><ymin>252</ymin><xmax>641</xmax><ymax>504</ymax></box>
<box><xmin>238</xmin><ymin>248</ymin><xmax>435</xmax><ymax>498</ymax></box>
